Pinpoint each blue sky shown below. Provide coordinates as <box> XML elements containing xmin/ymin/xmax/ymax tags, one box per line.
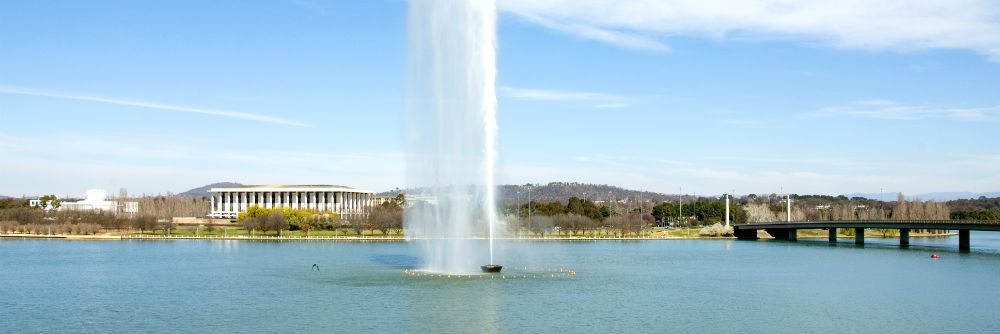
<box><xmin>2</xmin><ymin>0</ymin><xmax>999</xmax><ymax>197</ymax></box>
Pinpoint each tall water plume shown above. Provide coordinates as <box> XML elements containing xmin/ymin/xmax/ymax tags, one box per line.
<box><xmin>404</xmin><ymin>0</ymin><xmax>499</xmax><ymax>274</ymax></box>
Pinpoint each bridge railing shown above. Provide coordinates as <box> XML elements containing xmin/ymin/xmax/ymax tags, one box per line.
<box><xmin>737</xmin><ymin>219</ymin><xmax>1000</xmax><ymax>226</ymax></box>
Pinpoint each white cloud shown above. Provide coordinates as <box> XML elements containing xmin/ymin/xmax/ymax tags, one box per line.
<box><xmin>0</xmin><ymin>134</ymin><xmax>403</xmax><ymax>196</ymax></box>
<box><xmin>500</xmin><ymin>86</ymin><xmax>620</xmax><ymax>101</ymax></box>
<box><xmin>501</xmin><ymin>154</ymin><xmax>1000</xmax><ymax>195</ymax></box>
<box><xmin>515</xmin><ymin>13</ymin><xmax>670</xmax><ymax>52</ymax></box>
<box><xmin>0</xmin><ymin>86</ymin><xmax>306</xmax><ymax>126</ymax></box>
<box><xmin>498</xmin><ymin>0</ymin><xmax>1000</xmax><ymax>60</ymax></box>
<box><xmin>810</xmin><ymin>100</ymin><xmax>1000</xmax><ymax>121</ymax></box>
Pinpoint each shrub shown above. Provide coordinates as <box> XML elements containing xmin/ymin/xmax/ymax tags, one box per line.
<box><xmin>698</xmin><ymin>223</ymin><xmax>734</xmax><ymax>237</ymax></box>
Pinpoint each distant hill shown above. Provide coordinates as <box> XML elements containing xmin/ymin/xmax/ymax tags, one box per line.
<box><xmin>847</xmin><ymin>192</ymin><xmax>1000</xmax><ymax>202</ymax></box>
<box><xmin>178</xmin><ymin>182</ymin><xmax>244</xmax><ymax>198</ymax></box>
<box><xmin>381</xmin><ymin>182</ymin><xmax>683</xmax><ymax>203</ymax></box>
<box><xmin>0</xmin><ymin>195</ymin><xmax>10</xmax><ymax>200</ymax></box>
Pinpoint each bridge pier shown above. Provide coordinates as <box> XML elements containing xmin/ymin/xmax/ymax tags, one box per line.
<box><xmin>766</xmin><ymin>228</ymin><xmax>797</xmax><ymax>241</ymax></box>
<box><xmin>855</xmin><ymin>228</ymin><xmax>864</xmax><ymax>245</ymax></box>
<box><xmin>959</xmin><ymin>229</ymin><xmax>970</xmax><ymax>251</ymax></box>
<box><xmin>899</xmin><ymin>228</ymin><xmax>910</xmax><ymax>247</ymax></box>
<box><xmin>828</xmin><ymin>228</ymin><xmax>837</xmax><ymax>243</ymax></box>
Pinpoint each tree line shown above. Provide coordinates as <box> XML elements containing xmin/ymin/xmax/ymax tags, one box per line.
<box><xmin>236</xmin><ymin>196</ymin><xmax>404</xmax><ymax>236</ymax></box>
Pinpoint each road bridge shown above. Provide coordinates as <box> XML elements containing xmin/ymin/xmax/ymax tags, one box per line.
<box><xmin>733</xmin><ymin>220</ymin><xmax>1000</xmax><ymax>250</ymax></box>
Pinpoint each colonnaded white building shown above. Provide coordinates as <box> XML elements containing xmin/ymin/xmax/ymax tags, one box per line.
<box><xmin>208</xmin><ymin>185</ymin><xmax>378</xmax><ymax>219</ymax></box>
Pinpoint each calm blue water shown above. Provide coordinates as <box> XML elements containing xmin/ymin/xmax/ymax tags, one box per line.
<box><xmin>2</xmin><ymin>233</ymin><xmax>999</xmax><ymax>333</ymax></box>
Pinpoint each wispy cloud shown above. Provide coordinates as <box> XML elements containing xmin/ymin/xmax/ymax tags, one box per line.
<box><xmin>499</xmin><ymin>0</ymin><xmax>1000</xmax><ymax>60</ymax></box>
<box><xmin>0</xmin><ymin>133</ymin><xmax>403</xmax><ymax>195</ymax></box>
<box><xmin>0</xmin><ymin>86</ymin><xmax>306</xmax><ymax>126</ymax></box>
<box><xmin>514</xmin><ymin>13</ymin><xmax>670</xmax><ymax>52</ymax></box>
<box><xmin>808</xmin><ymin>100</ymin><xmax>1000</xmax><ymax>121</ymax></box>
<box><xmin>501</xmin><ymin>86</ymin><xmax>631</xmax><ymax>110</ymax></box>
<box><xmin>500</xmin><ymin>86</ymin><xmax>620</xmax><ymax>101</ymax></box>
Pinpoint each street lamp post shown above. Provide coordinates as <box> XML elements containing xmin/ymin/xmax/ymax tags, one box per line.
<box><xmin>527</xmin><ymin>185</ymin><xmax>532</xmax><ymax>235</ymax></box>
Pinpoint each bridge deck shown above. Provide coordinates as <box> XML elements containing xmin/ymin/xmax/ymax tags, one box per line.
<box><xmin>735</xmin><ymin>220</ymin><xmax>1000</xmax><ymax>232</ymax></box>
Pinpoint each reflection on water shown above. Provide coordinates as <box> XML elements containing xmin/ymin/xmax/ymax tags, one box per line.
<box><xmin>211</xmin><ymin>240</ymin><xmax>239</xmax><ymax>253</ymax></box>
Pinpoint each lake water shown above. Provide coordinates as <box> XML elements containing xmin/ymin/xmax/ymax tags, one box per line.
<box><xmin>2</xmin><ymin>233</ymin><xmax>1000</xmax><ymax>333</ymax></box>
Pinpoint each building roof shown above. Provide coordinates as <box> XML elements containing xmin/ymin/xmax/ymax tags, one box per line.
<box><xmin>209</xmin><ymin>185</ymin><xmax>374</xmax><ymax>194</ymax></box>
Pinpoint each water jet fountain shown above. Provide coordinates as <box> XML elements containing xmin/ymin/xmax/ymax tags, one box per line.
<box><xmin>404</xmin><ymin>0</ymin><xmax>501</xmax><ymax>274</ymax></box>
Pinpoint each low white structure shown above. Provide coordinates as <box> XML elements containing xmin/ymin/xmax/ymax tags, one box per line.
<box><xmin>59</xmin><ymin>189</ymin><xmax>139</xmax><ymax>214</ymax></box>
<box><xmin>208</xmin><ymin>185</ymin><xmax>377</xmax><ymax>219</ymax></box>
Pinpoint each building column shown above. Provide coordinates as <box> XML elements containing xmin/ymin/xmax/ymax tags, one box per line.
<box><xmin>335</xmin><ymin>192</ymin><xmax>341</xmax><ymax>213</ymax></box>
<box><xmin>828</xmin><ymin>228</ymin><xmax>837</xmax><ymax>243</ymax></box>
<box><xmin>899</xmin><ymin>228</ymin><xmax>910</xmax><ymax>247</ymax></box>
<box><xmin>210</xmin><ymin>194</ymin><xmax>216</xmax><ymax>217</ymax></box>
<box><xmin>319</xmin><ymin>192</ymin><xmax>326</xmax><ymax>212</ymax></box>
<box><xmin>855</xmin><ymin>228</ymin><xmax>865</xmax><ymax>245</ymax></box>
<box><xmin>959</xmin><ymin>229</ymin><xmax>970</xmax><ymax>251</ymax></box>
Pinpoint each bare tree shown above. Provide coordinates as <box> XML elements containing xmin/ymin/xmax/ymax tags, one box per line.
<box><xmin>265</xmin><ymin>212</ymin><xmax>289</xmax><ymax>236</ymax></box>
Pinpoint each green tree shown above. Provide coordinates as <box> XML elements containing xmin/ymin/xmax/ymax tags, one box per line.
<box><xmin>39</xmin><ymin>195</ymin><xmax>61</xmax><ymax>210</ymax></box>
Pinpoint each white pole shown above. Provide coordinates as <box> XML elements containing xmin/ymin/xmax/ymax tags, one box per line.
<box><xmin>787</xmin><ymin>194</ymin><xmax>792</xmax><ymax>222</ymax></box>
<box><xmin>725</xmin><ymin>194</ymin><xmax>730</xmax><ymax>228</ymax></box>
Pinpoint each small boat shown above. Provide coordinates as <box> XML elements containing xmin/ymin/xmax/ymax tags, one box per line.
<box><xmin>931</xmin><ymin>254</ymin><xmax>940</xmax><ymax>259</ymax></box>
<box><xmin>481</xmin><ymin>264</ymin><xmax>503</xmax><ymax>273</ymax></box>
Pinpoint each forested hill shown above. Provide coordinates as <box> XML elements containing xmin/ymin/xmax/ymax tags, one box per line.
<box><xmin>380</xmin><ymin>182</ymin><xmax>679</xmax><ymax>203</ymax></box>
<box><xmin>178</xmin><ymin>182</ymin><xmax>244</xmax><ymax>198</ymax></box>
<box><xmin>498</xmin><ymin>182</ymin><xmax>677</xmax><ymax>202</ymax></box>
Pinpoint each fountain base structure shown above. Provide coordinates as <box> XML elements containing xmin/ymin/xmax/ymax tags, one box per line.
<box><xmin>480</xmin><ymin>264</ymin><xmax>503</xmax><ymax>273</ymax></box>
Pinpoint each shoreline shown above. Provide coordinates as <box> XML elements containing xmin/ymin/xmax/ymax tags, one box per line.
<box><xmin>0</xmin><ymin>233</ymin><xmax>957</xmax><ymax>241</ymax></box>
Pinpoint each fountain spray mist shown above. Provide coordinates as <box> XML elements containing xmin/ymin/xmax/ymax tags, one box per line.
<box><xmin>404</xmin><ymin>0</ymin><xmax>499</xmax><ymax>274</ymax></box>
